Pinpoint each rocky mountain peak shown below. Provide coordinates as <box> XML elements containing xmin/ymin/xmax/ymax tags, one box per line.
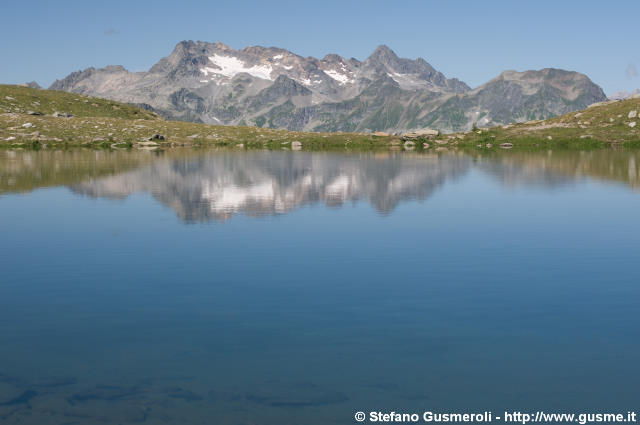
<box><xmin>365</xmin><ymin>45</ymin><xmax>400</xmax><ymax>68</ymax></box>
<box><xmin>322</xmin><ymin>53</ymin><xmax>347</xmax><ymax>64</ymax></box>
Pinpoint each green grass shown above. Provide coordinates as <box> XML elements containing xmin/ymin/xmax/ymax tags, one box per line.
<box><xmin>0</xmin><ymin>84</ymin><xmax>158</xmax><ymax>120</ymax></box>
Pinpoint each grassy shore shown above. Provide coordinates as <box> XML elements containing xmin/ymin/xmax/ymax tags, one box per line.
<box><xmin>449</xmin><ymin>96</ymin><xmax>640</xmax><ymax>150</ymax></box>
<box><xmin>0</xmin><ymin>85</ymin><xmax>389</xmax><ymax>150</ymax></box>
<box><xmin>1</xmin><ymin>84</ymin><xmax>639</xmax><ymax>151</ymax></box>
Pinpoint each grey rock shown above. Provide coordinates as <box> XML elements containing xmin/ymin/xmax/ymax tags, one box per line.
<box><xmin>609</xmin><ymin>89</ymin><xmax>640</xmax><ymax>100</ymax></box>
<box><xmin>23</xmin><ymin>81</ymin><xmax>42</xmax><ymax>89</ymax></box>
<box><xmin>403</xmin><ymin>129</ymin><xmax>439</xmax><ymax>139</ymax></box>
<box><xmin>50</xmin><ymin>41</ymin><xmax>607</xmax><ymax>133</ymax></box>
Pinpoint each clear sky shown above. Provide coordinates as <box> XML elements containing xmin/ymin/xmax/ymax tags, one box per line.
<box><xmin>2</xmin><ymin>0</ymin><xmax>638</xmax><ymax>95</ymax></box>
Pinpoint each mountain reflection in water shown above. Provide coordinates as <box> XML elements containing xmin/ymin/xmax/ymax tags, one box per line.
<box><xmin>1</xmin><ymin>149</ymin><xmax>639</xmax><ymax>222</ymax></box>
<box><xmin>69</xmin><ymin>152</ymin><xmax>472</xmax><ymax>221</ymax></box>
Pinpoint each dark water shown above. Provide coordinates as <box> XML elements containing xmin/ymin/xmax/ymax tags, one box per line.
<box><xmin>0</xmin><ymin>149</ymin><xmax>639</xmax><ymax>424</ymax></box>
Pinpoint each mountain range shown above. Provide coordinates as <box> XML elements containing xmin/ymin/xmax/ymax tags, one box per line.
<box><xmin>49</xmin><ymin>41</ymin><xmax>607</xmax><ymax>133</ymax></box>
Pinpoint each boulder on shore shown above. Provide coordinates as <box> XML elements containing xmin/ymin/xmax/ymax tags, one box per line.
<box><xmin>402</xmin><ymin>129</ymin><xmax>439</xmax><ymax>139</ymax></box>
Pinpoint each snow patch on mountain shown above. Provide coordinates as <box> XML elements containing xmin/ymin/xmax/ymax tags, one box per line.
<box><xmin>324</xmin><ymin>69</ymin><xmax>352</xmax><ymax>85</ymax></box>
<box><xmin>201</xmin><ymin>54</ymin><xmax>274</xmax><ymax>80</ymax></box>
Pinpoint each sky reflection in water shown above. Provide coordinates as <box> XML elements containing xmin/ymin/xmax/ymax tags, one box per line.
<box><xmin>0</xmin><ymin>149</ymin><xmax>639</xmax><ymax>424</ymax></box>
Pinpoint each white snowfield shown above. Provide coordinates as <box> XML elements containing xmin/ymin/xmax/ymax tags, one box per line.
<box><xmin>324</xmin><ymin>69</ymin><xmax>353</xmax><ymax>85</ymax></box>
<box><xmin>201</xmin><ymin>55</ymin><xmax>274</xmax><ymax>80</ymax></box>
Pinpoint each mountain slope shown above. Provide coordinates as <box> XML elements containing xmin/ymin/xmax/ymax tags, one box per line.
<box><xmin>0</xmin><ymin>84</ymin><xmax>158</xmax><ymax>120</ymax></box>
<box><xmin>49</xmin><ymin>41</ymin><xmax>607</xmax><ymax>133</ymax></box>
<box><xmin>0</xmin><ymin>84</ymin><xmax>389</xmax><ymax>148</ymax></box>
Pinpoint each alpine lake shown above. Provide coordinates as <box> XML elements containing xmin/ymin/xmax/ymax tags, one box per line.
<box><xmin>1</xmin><ymin>146</ymin><xmax>639</xmax><ymax>424</ymax></box>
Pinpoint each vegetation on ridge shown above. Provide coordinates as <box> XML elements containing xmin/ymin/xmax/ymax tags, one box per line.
<box><xmin>0</xmin><ymin>85</ymin><xmax>639</xmax><ymax>151</ymax></box>
<box><xmin>0</xmin><ymin>85</ymin><xmax>388</xmax><ymax>150</ymax></box>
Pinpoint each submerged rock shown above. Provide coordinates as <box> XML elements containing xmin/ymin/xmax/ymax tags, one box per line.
<box><xmin>241</xmin><ymin>381</ymin><xmax>349</xmax><ymax>407</ymax></box>
<box><xmin>68</xmin><ymin>385</ymin><xmax>140</xmax><ymax>404</ymax></box>
<box><xmin>0</xmin><ymin>390</ymin><xmax>38</xmax><ymax>406</ymax></box>
<box><xmin>166</xmin><ymin>387</ymin><xmax>203</xmax><ymax>402</ymax></box>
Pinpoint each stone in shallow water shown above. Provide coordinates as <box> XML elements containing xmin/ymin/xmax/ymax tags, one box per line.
<box><xmin>166</xmin><ymin>387</ymin><xmax>203</xmax><ymax>402</ymax></box>
<box><xmin>0</xmin><ymin>382</ymin><xmax>22</xmax><ymax>403</ymax></box>
<box><xmin>242</xmin><ymin>381</ymin><xmax>349</xmax><ymax>407</ymax></box>
<box><xmin>68</xmin><ymin>385</ymin><xmax>141</xmax><ymax>404</ymax></box>
<box><xmin>34</xmin><ymin>377</ymin><xmax>78</xmax><ymax>388</ymax></box>
<box><xmin>0</xmin><ymin>390</ymin><xmax>38</xmax><ymax>406</ymax></box>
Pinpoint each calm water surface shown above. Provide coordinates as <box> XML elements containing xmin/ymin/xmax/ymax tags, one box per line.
<box><xmin>0</xmin><ymin>149</ymin><xmax>639</xmax><ymax>424</ymax></box>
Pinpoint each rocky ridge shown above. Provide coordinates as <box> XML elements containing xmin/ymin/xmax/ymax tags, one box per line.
<box><xmin>49</xmin><ymin>41</ymin><xmax>607</xmax><ymax>133</ymax></box>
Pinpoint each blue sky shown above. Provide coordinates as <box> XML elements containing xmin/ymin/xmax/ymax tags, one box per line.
<box><xmin>2</xmin><ymin>0</ymin><xmax>638</xmax><ymax>95</ymax></box>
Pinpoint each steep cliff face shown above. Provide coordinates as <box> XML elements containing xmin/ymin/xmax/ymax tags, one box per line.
<box><xmin>50</xmin><ymin>41</ymin><xmax>607</xmax><ymax>133</ymax></box>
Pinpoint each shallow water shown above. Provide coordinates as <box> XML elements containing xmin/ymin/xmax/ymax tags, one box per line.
<box><xmin>0</xmin><ymin>149</ymin><xmax>639</xmax><ymax>424</ymax></box>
